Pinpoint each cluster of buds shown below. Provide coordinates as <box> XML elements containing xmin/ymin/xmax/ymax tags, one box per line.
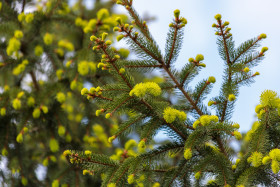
<box><xmin>97</xmin><ymin>53</ymin><xmax>120</xmax><ymax>71</ymax></box>
<box><xmin>212</xmin><ymin>14</ymin><xmax>232</xmax><ymax>39</ymax></box>
<box><xmin>169</xmin><ymin>9</ymin><xmax>188</xmax><ymax>28</ymax></box>
<box><xmin>188</xmin><ymin>54</ymin><xmax>206</xmax><ymax>67</ymax></box>
<box><xmin>113</xmin><ymin>17</ymin><xmax>136</xmax><ymax>41</ymax></box>
<box><xmin>90</xmin><ymin>32</ymin><xmax>112</xmax><ymax>51</ymax></box>
<box><xmin>116</xmin><ymin>0</ymin><xmax>133</xmax><ymax>10</ymax></box>
<box><xmin>81</xmin><ymin>86</ymin><xmax>102</xmax><ymax>100</ymax></box>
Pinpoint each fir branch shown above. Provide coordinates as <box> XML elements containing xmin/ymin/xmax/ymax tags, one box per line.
<box><xmin>217</xmin><ymin>20</ymin><xmax>231</xmax><ymax>65</ymax></box>
<box><xmin>232</xmin><ymin>38</ymin><xmax>260</xmax><ymax>64</ymax></box>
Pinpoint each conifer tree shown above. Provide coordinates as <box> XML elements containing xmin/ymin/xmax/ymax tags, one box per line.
<box><xmin>63</xmin><ymin>1</ymin><xmax>280</xmax><ymax>187</ymax></box>
<box><xmin>0</xmin><ymin>0</ymin><xmax>127</xmax><ymax>186</ymax></box>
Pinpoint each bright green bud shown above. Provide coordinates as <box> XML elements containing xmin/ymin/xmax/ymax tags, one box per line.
<box><xmin>58</xmin><ymin>125</ymin><xmax>66</xmax><ymax>137</ymax></box>
<box><xmin>70</xmin><ymin>80</ymin><xmax>77</xmax><ymax>90</ymax></box>
<box><xmin>194</xmin><ymin>171</ymin><xmax>201</xmax><ymax>180</ymax></box>
<box><xmin>2</xmin><ymin>147</ymin><xmax>8</xmax><ymax>156</ymax></box>
<box><xmin>113</xmin><ymin>27</ymin><xmax>119</xmax><ymax>32</ymax></box>
<box><xmin>101</xmin><ymin>32</ymin><xmax>108</xmax><ymax>41</ymax></box>
<box><xmin>44</xmin><ymin>33</ymin><xmax>53</xmax><ymax>45</ymax></box>
<box><xmin>89</xmin><ymin>87</ymin><xmax>96</xmax><ymax>94</ymax></box>
<box><xmin>63</xmin><ymin>150</ymin><xmax>71</xmax><ymax>156</ymax></box>
<box><xmin>16</xmin><ymin>133</ymin><xmax>23</xmax><ymax>143</ymax></box>
<box><xmin>97</xmin><ymin>8</ymin><xmax>109</xmax><ymax>20</ymax></box>
<box><xmin>105</xmin><ymin>40</ymin><xmax>112</xmax><ymax>45</ymax></box>
<box><xmin>49</xmin><ymin>138</ymin><xmax>59</xmax><ymax>152</ymax></box>
<box><xmin>116</xmin><ymin>0</ymin><xmax>123</xmax><ymax>4</ymax></box>
<box><xmin>114</xmin><ymin>55</ymin><xmax>120</xmax><ymax>59</ymax></box>
<box><xmin>214</xmin><ymin>14</ymin><xmax>222</xmax><ymax>21</ymax></box>
<box><xmin>254</xmin><ymin>72</ymin><xmax>260</xmax><ymax>76</ymax></box>
<box><xmin>83</xmin><ymin>170</ymin><xmax>90</xmax><ymax>175</ymax></box>
<box><xmin>195</xmin><ymin>54</ymin><xmax>204</xmax><ymax>62</ymax></box>
<box><xmin>197</xmin><ymin>63</ymin><xmax>206</xmax><ymax>68</ymax></box>
<box><xmin>95</xmin><ymin>110</ymin><xmax>101</xmax><ymax>116</ymax></box>
<box><xmin>25</xmin><ymin>13</ymin><xmax>34</xmax><ymax>23</ymax></box>
<box><xmin>125</xmin><ymin>139</ymin><xmax>137</xmax><ymax>150</ymax></box>
<box><xmin>0</xmin><ymin>107</ymin><xmax>6</xmax><ymax>116</ymax></box>
<box><xmin>108</xmin><ymin>135</ymin><xmax>116</xmax><ymax>143</ymax></box>
<box><xmin>262</xmin><ymin>156</ymin><xmax>271</xmax><ymax>165</ymax></box>
<box><xmin>43</xmin><ymin>158</ymin><xmax>49</xmax><ymax>166</ymax></box>
<box><xmin>233</xmin><ymin>131</ymin><xmax>242</xmax><ymax>140</ymax></box>
<box><xmin>116</xmin><ymin>35</ymin><xmax>124</xmax><ymax>41</ymax></box>
<box><xmin>138</xmin><ymin>139</ymin><xmax>146</xmax><ymax>153</ymax></box>
<box><xmin>269</xmin><ymin>149</ymin><xmax>280</xmax><ymax>161</ymax></box>
<box><xmin>42</xmin><ymin>106</ymin><xmax>48</xmax><ymax>113</ymax></box>
<box><xmin>152</xmin><ymin>182</ymin><xmax>160</xmax><ymax>187</ymax></box>
<box><xmin>232</xmin><ymin>123</ymin><xmax>240</xmax><ymax>129</ymax></box>
<box><xmin>188</xmin><ymin>58</ymin><xmax>194</xmax><ymax>62</ymax></box>
<box><xmin>181</xmin><ymin>17</ymin><xmax>187</xmax><ymax>24</ymax></box>
<box><xmin>243</xmin><ymin>67</ymin><xmax>250</xmax><ymax>73</ymax></box>
<box><xmin>119</xmin><ymin>68</ymin><xmax>125</xmax><ymax>74</ymax></box>
<box><xmin>27</xmin><ymin>97</ymin><xmax>35</xmax><ymax>107</ymax></box>
<box><xmin>81</xmin><ymin>88</ymin><xmax>89</xmax><ymax>95</ymax></box>
<box><xmin>115</xmin><ymin>17</ymin><xmax>122</xmax><ymax>25</ymax></box>
<box><xmin>228</xmin><ymin>94</ymin><xmax>236</xmax><ymax>101</ymax></box>
<box><xmin>232</xmin><ymin>165</ymin><xmax>236</xmax><ymax>170</ymax></box>
<box><xmin>12</xmin><ymin>98</ymin><xmax>21</xmax><ymax>110</ymax></box>
<box><xmin>271</xmin><ymin>160</ymin><xmax>280</xmax><ymax>174</ymax></box>
<box><xmin>247</xmin><ymin>152</ymin><xmax>263</xmax><ymax>167</ymax></box>
<box><xmin>34</xmin><ymin>45</ymin><xmax>43</xmax><ymax>56</ymax></box>
<box><xmin>85</xmin><ymin>150</ymin><xmax>92</xmax><ymax>156</ymax></box>
<box><xmin>18</xmin><ymin>13</ymin><xmax>25</xmax><ymax>22</ymax></box>
<box><xmin>78</xmin><ymin>61</ymin><xmax>89</xmax><ymax>76</ymax></box>
<box><xmin>14</xmin><ymin>30</ymin><xmax>23</xmax><ymax>39</ymax></box>
<box><xmin>32</xmin><ymin>108</ymin><xmax>41</xmax><ymax>118</ymax></box>
<box><xmin>193</xmin><ymin>120</ymin><xmax>200</xmax><ymax>129</ymax></box>
<box><xmin>118</xmin><ymin>48</ymin><xmax>130</xmax><ymax>58</ymax></box>
<box><xmin>56</xmin><ymin>92</ymin><xmax>66</xmax><ymax>103</ymax></box>
<box><xmin>259</xmin><ymin>33</ymin><xmax>267</xmax><ymax>39</ymax></box>
<box><xmin>184</xmin><ymin>148</ymin><xmax>192</xmax><ymax>160</ymax></box>
<box><xmin>21</xmin><ymin>177</ymin><xmax>28</xmax><ymax>186</ymax></box>
<box><xmin>208</xmin><ymin>76</ymin><xmax>216</xmax><ymax>83</ymax></box>
<box><xmin>105</xmin><ymin>113</ymin><xmax>112</xmax><ymax>119</ymax></box>
<box><xmin>212</xmin><ymin>23</ymin><xmax>217</xmax><ymax>27</ymax></box>
<box><xmin>108</xmin><ymin>183</ymin><xmax>116</xmax><ymax>187</ymax></box>
<box><xmin>223</xmin><ymin>21</ymin><xmax>229</xmax><ymax>26</ymax></box>
<box><xmin>127</xmin><ymin>174</ymin><xmax>135</xmax><ymax>184</ymax></box>
<box><xmin>52</xmin><ymin>179</ymin><xmax>59</xmax><ymax>187</ymax></box>
<box><xmin>208</xmin><ymin>100</ymin><xmax>215</xmax><ymax>106</ymax></box>
<box><xmin>174</xmin><ymin>9</ymin><xmax>180</xmax><ymax>18</ymax></box>
<box><xmin>261</xmin><ymin>47</ymin><xmax>268</xmax><ymax>53</ymax></box>
<box><xmin>90</xmin><ymin>35</ymin><xmax>97</xmax><ymax>41</ymax></box>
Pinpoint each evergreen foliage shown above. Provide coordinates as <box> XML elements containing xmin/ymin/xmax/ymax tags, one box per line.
<box><xmin>1</xmin><ymin>0</ymin><xmax>279</xmax><ymax>187</ymax></box>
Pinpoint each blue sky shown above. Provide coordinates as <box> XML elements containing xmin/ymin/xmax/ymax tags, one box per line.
<box><xmin>112</xmin><ymin>0</ymin><xmax>280</xmax><ymax>132</ymax></box>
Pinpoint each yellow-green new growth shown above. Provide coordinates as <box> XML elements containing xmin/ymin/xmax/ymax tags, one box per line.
<box><xmin>163</xmin><ymin>107</ymin><xmax>187</xmax><ymax>123</ymax></box>
<box><xmin>108</xmin><ymin>183</ymin><xmax>116</xmax><ymax>187</ymax></box>
<box><xmin>52</xmin><ymin>179</ymin><xmax>59</xmax><ymax>187</ymax></box>
<box><xmin>194</xmin><ymin>171</ymin><xmax>201</xmax><ymax>180</ymax></box>
<box><xmin>0</xmin><ymin>107</ymin><xmax>6</xmax><ymax>116</ymax></box>
<box><xmin>129</xmin><ymin>82</ymin><xmax>161</xmax><ymax>97</ymax></box>
<box><xmin>184</xmin><ymin>148</ymin><xmax>192</xmax><ymax>160</ymax></box>
<box><xmin>127</xmin><ymin>174</ymin><xmax>135</xmax><ymax>184</ymax></box>
<box><xmin>44</xmin><ymin>33</ymin><xmax>53</xmax><ymax>45</ymax></box>
<box><xmin>247</xmin><ymin>152</ymin><xmax>263</xmax><ymax>167</ymax></box>
<box><xmin>228</xmin><ymin>94</ymin><xmax>236</xmax><ymax>101</ymax></box>
<box><xmin>85</xmin><ymin>150</ymin><xmax>92</xmax><ymax>156</ymax></box>
<box><xmin>14</xmin><ymin>30</ymin><xmax>23</xmax><ymax>39</ymax></box>
<box><xmin>233</xmin><ymin>131</ymin><xmax>242</xmax><ymax>140</ymax></box>
<box><xmin>260</xmin><ymin>90</ymin><xmax>280</xmax><ymax>108</ymax></box>
<box><xmin>49</xmin><ymin>138</ymin><xmax>59</xmax><ymax>152</ymax></box>
<box><xmin>125</xmin><ymin>139</ymin><xmax>137</xmax><ymax>150</ymax></box>
<box><xmin>138</xmin><ymin>139</ymin><xmax>146</xmax><ymax>153</ymax></box>
<box><xmin>56</xmin><ymin>92</ymin><xmax>66</xmax><ymax>103</ymax></box>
